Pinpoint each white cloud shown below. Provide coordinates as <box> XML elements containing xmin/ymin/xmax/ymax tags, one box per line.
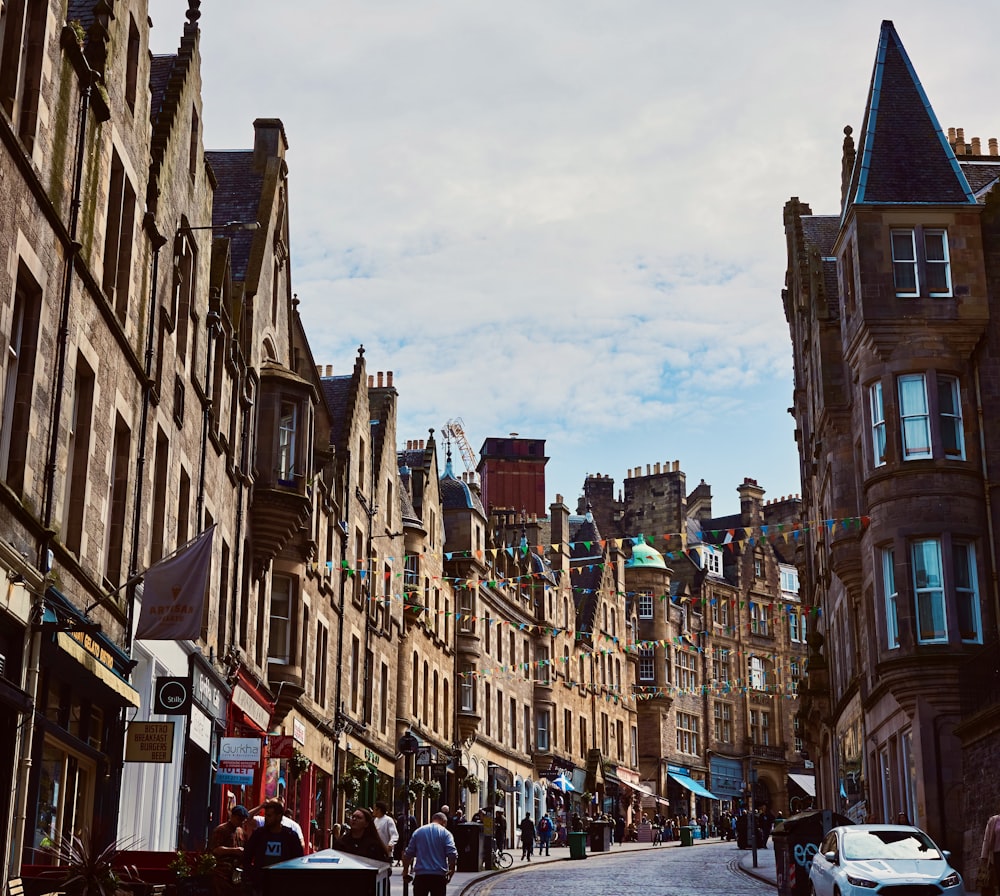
<box><xmin>148</xmin><ymin>0</ymin><xmax>998</xmax><ymax>512</ymax></box>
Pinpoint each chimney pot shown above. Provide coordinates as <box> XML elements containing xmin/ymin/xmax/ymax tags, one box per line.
<box><xmin>368</xmin><ymin>375</ymin><xmax>374</xmax><ymax>387</ymax></box>
<box><xmin>990</xmin><ymin>137</ymin><xmax>999</xmax><ymax>156</ymax></box>
<box><xmin>948</xmin><ymin>126</ymin><xmax>957</xmax><ymax>143</ymax></box>
<box><xmin>326</xmin><ymin>364</ymin><xmax>333</xmax><ymax>376</ymax></box>
<box><xmin>654</xmin><ymin>462</ymin><xmax>661</xmax><ymax>474</ymax></box>
<box><xmin>377</xmin><ymin>371</ymin><xmax>384</xmax><ymax>387</ymax></box>
<box><xmin>972</xmin><ymin>137</ymin><xmax>982</xmax><ymax>155</ymax></box>
<box><xmin>387</xmin><ymin>371</ymin><xmax>393</xmax><ymax>387</ymax></box>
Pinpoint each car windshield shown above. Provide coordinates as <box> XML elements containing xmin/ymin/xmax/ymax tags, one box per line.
<box><xmin>842</xmin><ymin>829</ymin><xmax>942</xmax><ymax>861</ymax></box>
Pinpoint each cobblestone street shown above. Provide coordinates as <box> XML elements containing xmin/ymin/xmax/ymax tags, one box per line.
<box><xmin>458</xmin><ymin>841</ymin><xmax>774</xmax><ymax>896</ymax></box>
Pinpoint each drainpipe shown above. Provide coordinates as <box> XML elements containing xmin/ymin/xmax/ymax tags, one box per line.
<box><xmin>973</xmin><ymin>364</ymin><xmax>1000</xmax><ymax>634</ymax></box>
<box><xmin>228</xmin><ymin>373</ymin><xmax>255</xmax><ymax>654</ymax></box>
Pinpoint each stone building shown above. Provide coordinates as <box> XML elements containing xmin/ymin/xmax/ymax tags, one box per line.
<box><xmin>584</xmin><ymin>465</ymin><xmax>809</xmax><ymax>819</ymax></box>
<box><xmin>783</xmin><ymin>18</ymin><xmax>1000</xmax><ymax>874</ymax></box>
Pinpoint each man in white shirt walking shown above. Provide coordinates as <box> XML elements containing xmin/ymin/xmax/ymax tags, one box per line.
<box><xmin>372</xmin><ymin>801</ymin><xmax>399</xmax><ymax>856</ymax></box>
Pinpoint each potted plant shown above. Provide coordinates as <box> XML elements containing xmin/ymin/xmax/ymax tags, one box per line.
<box><xmin>39</xmin><ymin>833</ymin><xmax>132</xmax><ymax>896</ymax></box>
<box><xmin>169</xmin><ymin>850</ymin><xmax>216</xmax><ymax>896</ymax></box>
<box><xmin>337</xmin><ymin>775</ymin><xmax>361</xmax><ymax>800</ymax></box>
<box><xmin>460</xmin><ymin>774</ymin><xmax>480</xmax><ymax>794</ymax></box>
<box><xmin>290</xmin><ymin>748</ymin><xmax>312</xmax><ymax>777</ymax></box>
<box><xmin>424</xmin><ymin>780</ymin><xmax>442</xmax><ymax>803</ymax></box>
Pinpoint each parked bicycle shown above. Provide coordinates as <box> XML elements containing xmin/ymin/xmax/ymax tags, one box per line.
<box><xmin>492</xmin><ymin>846</ymin><xmax>513</xmax><ymax>869</ymax></box>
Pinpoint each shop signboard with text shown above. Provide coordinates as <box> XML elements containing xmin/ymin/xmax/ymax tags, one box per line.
<box><xmin>216</xmin><ymin>736</ymin><xmax>261</xmax><ymax>786</ymax></box>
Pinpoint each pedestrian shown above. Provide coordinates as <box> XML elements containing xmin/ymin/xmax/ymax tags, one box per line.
<box><xmin>396</xmin><ymin>803</ymin><xmax>417</xmax><ymax>865</ymax></box>
<box><xmin>614</xmin><ymin>815</ymin><xmax>625</xmax><ymax>846</ymax></box>
<box><xmin>494</xmin><ymin>810</ymin><xmax>507</xmax><ymax>851</ymax></box>
<box><xmin>208</xmin><ymin>805</ymin><xmax>247</xmax><ymax>896</ymax></box>
<box><xmin>519</xmin><ymin>815</ymin><xmax>535</xmax><ymax>861</ymax></box>
<box><xmin>243</xmin><ymin>799</ymin><xmax>304</xmax><ymax>896</ymax></box>
<box><xmin>403</xmin><ymin>811</ymin><xmax>458</xmax><ymax>896</ymax></box>
<box><xmin>536</xmin><ymin>814</ymin><xmax>552</xmax><ymax>855</ymax></box>
<box><xmin>980</xmin><ymin>812</ymin><xmax>1000</xmax><ymax>896</ymax></box>
<box><xmin>372</xmin><ymin>801</ymin><xmax>399</xmax><ymax>858</ymax></box>
<box><xmin>335</xmin><ymin>807</ymin><xmax>391</xmax><ymax>862</ymax></box>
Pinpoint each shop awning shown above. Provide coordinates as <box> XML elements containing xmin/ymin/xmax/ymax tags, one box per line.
<box><xmin>668</xmin><ymin>771</ymin><xmax>718</xmax><ymax>800</ymax></box>
<box><xmin>788</xmin><ymin>773</ymin><xmax>816</xmax><ymax>796</ymax></box>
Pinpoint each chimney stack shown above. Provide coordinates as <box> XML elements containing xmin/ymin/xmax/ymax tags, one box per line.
<box><xmin>972</xmin><ymin>137</ymin><xmax>982</xmax><ymax>155</ymax></box>
<box><xmin>990</xmin><ymin>137</ymin><xmax>999</xmax><ymax>156</ymax></box>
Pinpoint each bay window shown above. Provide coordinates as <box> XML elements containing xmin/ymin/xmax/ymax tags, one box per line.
<box><xmin>912</xmin><ymin>539</ymin><xmax>946</xmax><ymax>643</ymax></box>
<box><xmin>870</xmin><ymin>381</ymin><xmax>886</xmax><ymax>466</ymax></box>
<box><xmin>954</xmin><ymin>543</ymin><xmax>981</xmax><ymax>643</ymax></box>
<box><xmin>891</xmin><ymin>227</ymin><xmax>951</xmax><ymax>297</ymax></box>
<box><xmin>882</xmin><ymin>547</ymin><xmax>899</xmax><ymax>648</ymax></box>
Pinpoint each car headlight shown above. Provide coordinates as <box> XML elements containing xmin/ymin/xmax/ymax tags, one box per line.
<box><xmin>845</xmin><ymin>874</ymin><xmax>879</xmax><ymax>889</ymax></box>
<box><xmin>940</xmin><ymin>871</ymin><xmax>961</xmax><ymax>888</ymax></box>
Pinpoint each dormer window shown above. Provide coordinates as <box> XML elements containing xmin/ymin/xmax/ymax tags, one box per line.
<box><xmin>702</xmin><ymin>545</ymin><xmax>722</xmax><ymax>575</ymax></box>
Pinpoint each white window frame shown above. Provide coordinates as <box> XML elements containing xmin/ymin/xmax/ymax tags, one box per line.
<box><xmin>638</xmin><ymin>645</ymin><xmax>655</xmax><ymax>682</ymax></box>
<box><xmin>882</xmin><ymin>546</ymin><xmax>899</xmax><ymax>648</ymax></box>
<box><xmin>954</xmin><ymin>542</ymin><xmax>981</xmax><ymax>643</ymax></box>
<box><xmin>870</xmin><ymin>381</ymin><xmax>886</xmax><ymax>467</ymax></box>
<box><xmin>638</xmin><ymin>590</ymin><xmax>654</xmax><ymax>619</ymax></box>
<box><xmin>702</xmin><ymin>545</ymin><xmax>722</xmax><ymax>575</ymax></box>
<box><xmin>911</xmin><ymin>538</ymin><xmax>947</xmax><ymax>643</ymax></box>
<box><xmin>899</xmin><ymin>374</ymin><xmax>931</xmax><ymax>460</ymax></box>
<box><xmin>268</xmin><ymin>575</ymin><xmax>293</xmax><ymax>663</ymax></box>
<box><xmin>891</xmin><ymin>229</ymin><xmax>918</xmax><ymax>296</ymax></box>
<box><xmin>923</xmin><ymin>229</ymin><xmax>952</xmax><ymax>297</ymax></box>
<box><xmin>749</xmin><ymin>655</ymin><xmax>765</xmax><ymax>690</ymax></box>
<box><xmin>536</xmin><ymin>709</ymin><xmax>550</xmax><ymax>751</ymax></box>
<box><xmin>750</xmin><ymin>602</ymin><xmax>768</xmax><ymax>636</ymax></box>
<box><xmin>938</xmin><ymin>375</ymin><xmax>965</xmax><ymax>460</ymax></box>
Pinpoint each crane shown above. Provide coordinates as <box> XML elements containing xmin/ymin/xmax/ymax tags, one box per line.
<box><xmin>443</xmin><ymin>418</ymin><xmax>478</xmax><ymax>474</ymax></box>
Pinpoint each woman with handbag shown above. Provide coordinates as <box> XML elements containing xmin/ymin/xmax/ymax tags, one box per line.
<box><xmin>980</xmin><ymin>813</ymin><xmax>1000</xmax><ymax>896</ymax></box>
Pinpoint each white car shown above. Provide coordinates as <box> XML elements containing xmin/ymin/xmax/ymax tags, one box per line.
<box><xmin>809</xmin><ymin>824</ymin><xmax>965</xmax><ymax>896</ymax></box>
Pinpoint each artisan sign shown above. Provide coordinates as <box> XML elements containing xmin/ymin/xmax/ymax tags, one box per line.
<box><xmin>125</xmin><ymin>721</ymin><xmax>175</xmax><ymax>763</ymax></box>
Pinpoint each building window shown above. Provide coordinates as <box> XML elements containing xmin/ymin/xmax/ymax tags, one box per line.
<box><xmin>0</xmin><ymin>0</ymin><xmax>47</xmax><ymax>151</ymax></box>
<box><xmin>882</xmin><ymin>547</ymin><xmax>899</xmax><ymax>648</ymax></box>
<box><xmin>712</xmin><ymin>649</ymin><xmax>730</xmax><ymax>684</ymax></box>
<box><xmin>712</xmin><ymin>599</ymin><xmax>729</xmax><ymax>627</ymax></box>
<box><xmin>938</xmin><ymin>375</ymin><xmax>965</xmax><ymax>460</ymax></box>
<box><xmin>954</xmin><ymin>543</ymin><xmax>981</xmax><ymax>643</ymax></box>
<box><xmin>460</xmin><ymin>664</ymin><xmax>475</xmax><ymax>711</ymax></box>
<box><xmin>790</xmin><ymin>660</ymin><xmax>801</xmax><ymax>694</ymax></box>
<box><xmin>565</xmin><ymin>708</ymin><xmax>572</xmax><ymax>754</ymax></box>
<box><xmin>537</xmin><ymin>709</ymin><xmax>550</xmax><ymax>751</ymax></box>
<box><xmin>750</xmin><ymin>602</ymin><xmax>769</xmax><ymax>636</ymax></box>
<box><xmin>911</xmin><ymin>539</ymin><xmax>946</xmax><ymax>643</ymax></box>
<box><xmin>754</xmin><ymin>558</ymin><xmax>763</xmax><ymax>578</ymax></box>
<box><xmin>748</xmin><ymin>655</ymin><xmax>765</xmax><ymax>690</ymax></box>
<box><xmin>103</xmin><ymin>150</ymin><xmax>137</xmax><ymax>321</ymax></box>
<box><xmin>638</xmin><ymin>646</ymin><xmax>654</xmax><ymax>682</ymax></box>
<box><xmin>1</xmin><ymin>264</ymin><xmax>40</xmax><ymax>495</ymax></box>
<box><xmin>104</xmin><ymin>416</ymin><xmax>131</xmax><ymax>586</ymax></box>
<box><xmin>789</xmin><ymin>612</ymin><xmax>803</xmax><ymax>643</ymax></box>
<box><xmin>870</xmin><ymin>381</ymin><xmax>886</xmax><ymax>466</ymax></box>
<box><xmin>891</xmin><ymin>228</ymin><xmax>951</xmax><ymax>297</ymax></box>
<box><xmin>899</xmin><ymin>374</ymin><xmax>931</xmax><ymax>460</ymax></box>
<box><xmin>713</xmin><ymin>702</ymin><xmax>733</xmax><ymax>743</ymax></box>
<box><xmin>277</xmin><ymin>400</ymin><xmax>298</xmax><ymax>483</ymax></box>
<box><xmin>269</xmin><ymin>576</ymin><xmax>294</xmax><ymax>663</ymax></box>
<box><xmin>751</xmin><ymin>710</ymin><xmax>771</xmax><ymax>745</ymax></box>
<box><xmin>314</xmin><ymin>622</ymin><xmax>328</xmax><ymax>705</ymax></box>
<box><xmin>676</xmin><ymin>711</ymin><xmax>699</xmax><ymax>754</ymax></box>
<box><xmin>638</xmin><ymin>590</ymin><xmax>654</xmax><ymax>619</ymax></box>
<box><xmin>702</xmin><ymin>545</ymin><xmax>722</xmax><ymax>575</ymax></box>
<box><xmin>63</xmin><ymin>356</ymin><xmax>94</xmax><ymax>555</ymax></box>
<box><xmin>675</xmin><ymin>650</ymin><xmax>697</xmax><ymax>691</ymax></box>
<box><xmin>125</xmin><ymin>16</ymin><xmax>140</xmax><ymax>113</ymax></box>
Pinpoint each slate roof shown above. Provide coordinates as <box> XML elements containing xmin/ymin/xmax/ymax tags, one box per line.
<box><xmin>149</xmin><ymin>55</ymin><xmax>177</xmax><ymax>124</ymax></box>
<box><xmin>570</xmin><ymin>512</ymin><xmax>605</xmax><ymax>634</ymax></box>
<box><xmin>440</xmin><ymin>458</ymin><xmax>486</xmax><ymax>516</ymax></box>
<box><xmin>320</xmin><ymin>375</ymin><xmax>353</xmax><ymax>448</ymax></box>
<box><xmin>801</xmin><ymin>216</ymin><xmax>840</xmax><ymax>257</ymax></box>
<box><xmin>66</xmin><ymin>0</ymin><xmax>96</xmax><ymax>31</ymax></box>
<box><xmin>960</xmin><ymin>162</ymin><xmax>1000</xmax><ymax>198</ymax></box>
<box><xmin>204</xmin><ymin>151</ymin><xmax>264</xmax><ymax>280</ymax></box>
<box><xmin>845</xmin><ymin>21</ymin><xmax>975</xmax><ymax>210</ymax></box>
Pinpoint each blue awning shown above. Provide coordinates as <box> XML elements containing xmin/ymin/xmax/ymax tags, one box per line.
<box><xmin>669</xmin><ymin>771</ymin><xmax>718</xmax><ymax>800</ymax></box>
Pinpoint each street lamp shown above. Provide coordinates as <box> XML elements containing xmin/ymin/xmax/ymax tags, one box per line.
<box><xmin>399</xmin><ymin>729</ymin><xmax>419</xmax><ymax>896</ymax></box>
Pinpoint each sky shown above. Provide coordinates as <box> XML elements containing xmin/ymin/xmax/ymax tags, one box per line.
<box><xmin>150</xmin><ymin>1</ymin><xmax>998</xmax><ymax>518</ymax></box>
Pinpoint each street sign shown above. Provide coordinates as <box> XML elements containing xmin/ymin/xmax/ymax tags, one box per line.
<box><xmin>416</xmin><ymin>746</ymin><xmax>438</xmax><ymax>766</ymax></box>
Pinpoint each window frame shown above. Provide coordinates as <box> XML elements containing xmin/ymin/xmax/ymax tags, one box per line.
<box><xmin>911</xmin><ymin>538</ymin><xmax>947</xmax><ymax>644</ymax></box>
<box><xmin>891</xmin><ymin>227</ymin><xmax>952</xmax><ymax>298</ymax></box>
<box><xmin>870</xmin><ymin>380</ymin><xmax>886</xmax><ymax>467</ymax></box>
<box><xmin>882</xmin><ymin>546</ymin><xmax>899</xmax><ymax>648</ymax></box>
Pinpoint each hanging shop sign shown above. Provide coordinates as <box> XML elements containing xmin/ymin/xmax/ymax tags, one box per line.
<box><xmin>154</xmin><ymin>676</ymin><xmax>191</xmax><ymax>715</ymax></box>
<box><xmin>217</xmin><ymin>736</ymin><xmax>261</xmax><ymax>785</ymax></box>
<box><xmin>125</xmin><ymin>721</ymin><xmax>175</xmax><ymax>763</ymax></box>
<box><xmin>269</xmin><ymin>734</ymin><xmax>295</xmax><ymax>759</ymax></box>
<box><xmin>293</xmin><ymin>719</ymin><xmax>306</xmax><ymax>744</ymax></box>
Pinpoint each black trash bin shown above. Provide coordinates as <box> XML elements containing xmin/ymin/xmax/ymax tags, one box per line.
<box><xmin>771</xmin><ymin>810</ymin><xmax>853</xmax><ymax>896</ymax></box>
<box><xmin>455</xmin><ymin>822</ymin><xmax>484</xmax><ymax>872</ymax></box>
<box><xmin>262</xmin><ymin>849</ymin><xmax>391</xmax><ymax>896</ymax></box>
<box><xmin>588</xmin><ymin>821</ymin><xmax>611</xmax><ymax>853</ymax></box>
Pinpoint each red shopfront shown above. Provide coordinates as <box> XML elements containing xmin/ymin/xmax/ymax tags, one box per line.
<box><xmin>224</xmin><ymin>670</ymin><xmax>274</xmax><ymax>810</ymax></box>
